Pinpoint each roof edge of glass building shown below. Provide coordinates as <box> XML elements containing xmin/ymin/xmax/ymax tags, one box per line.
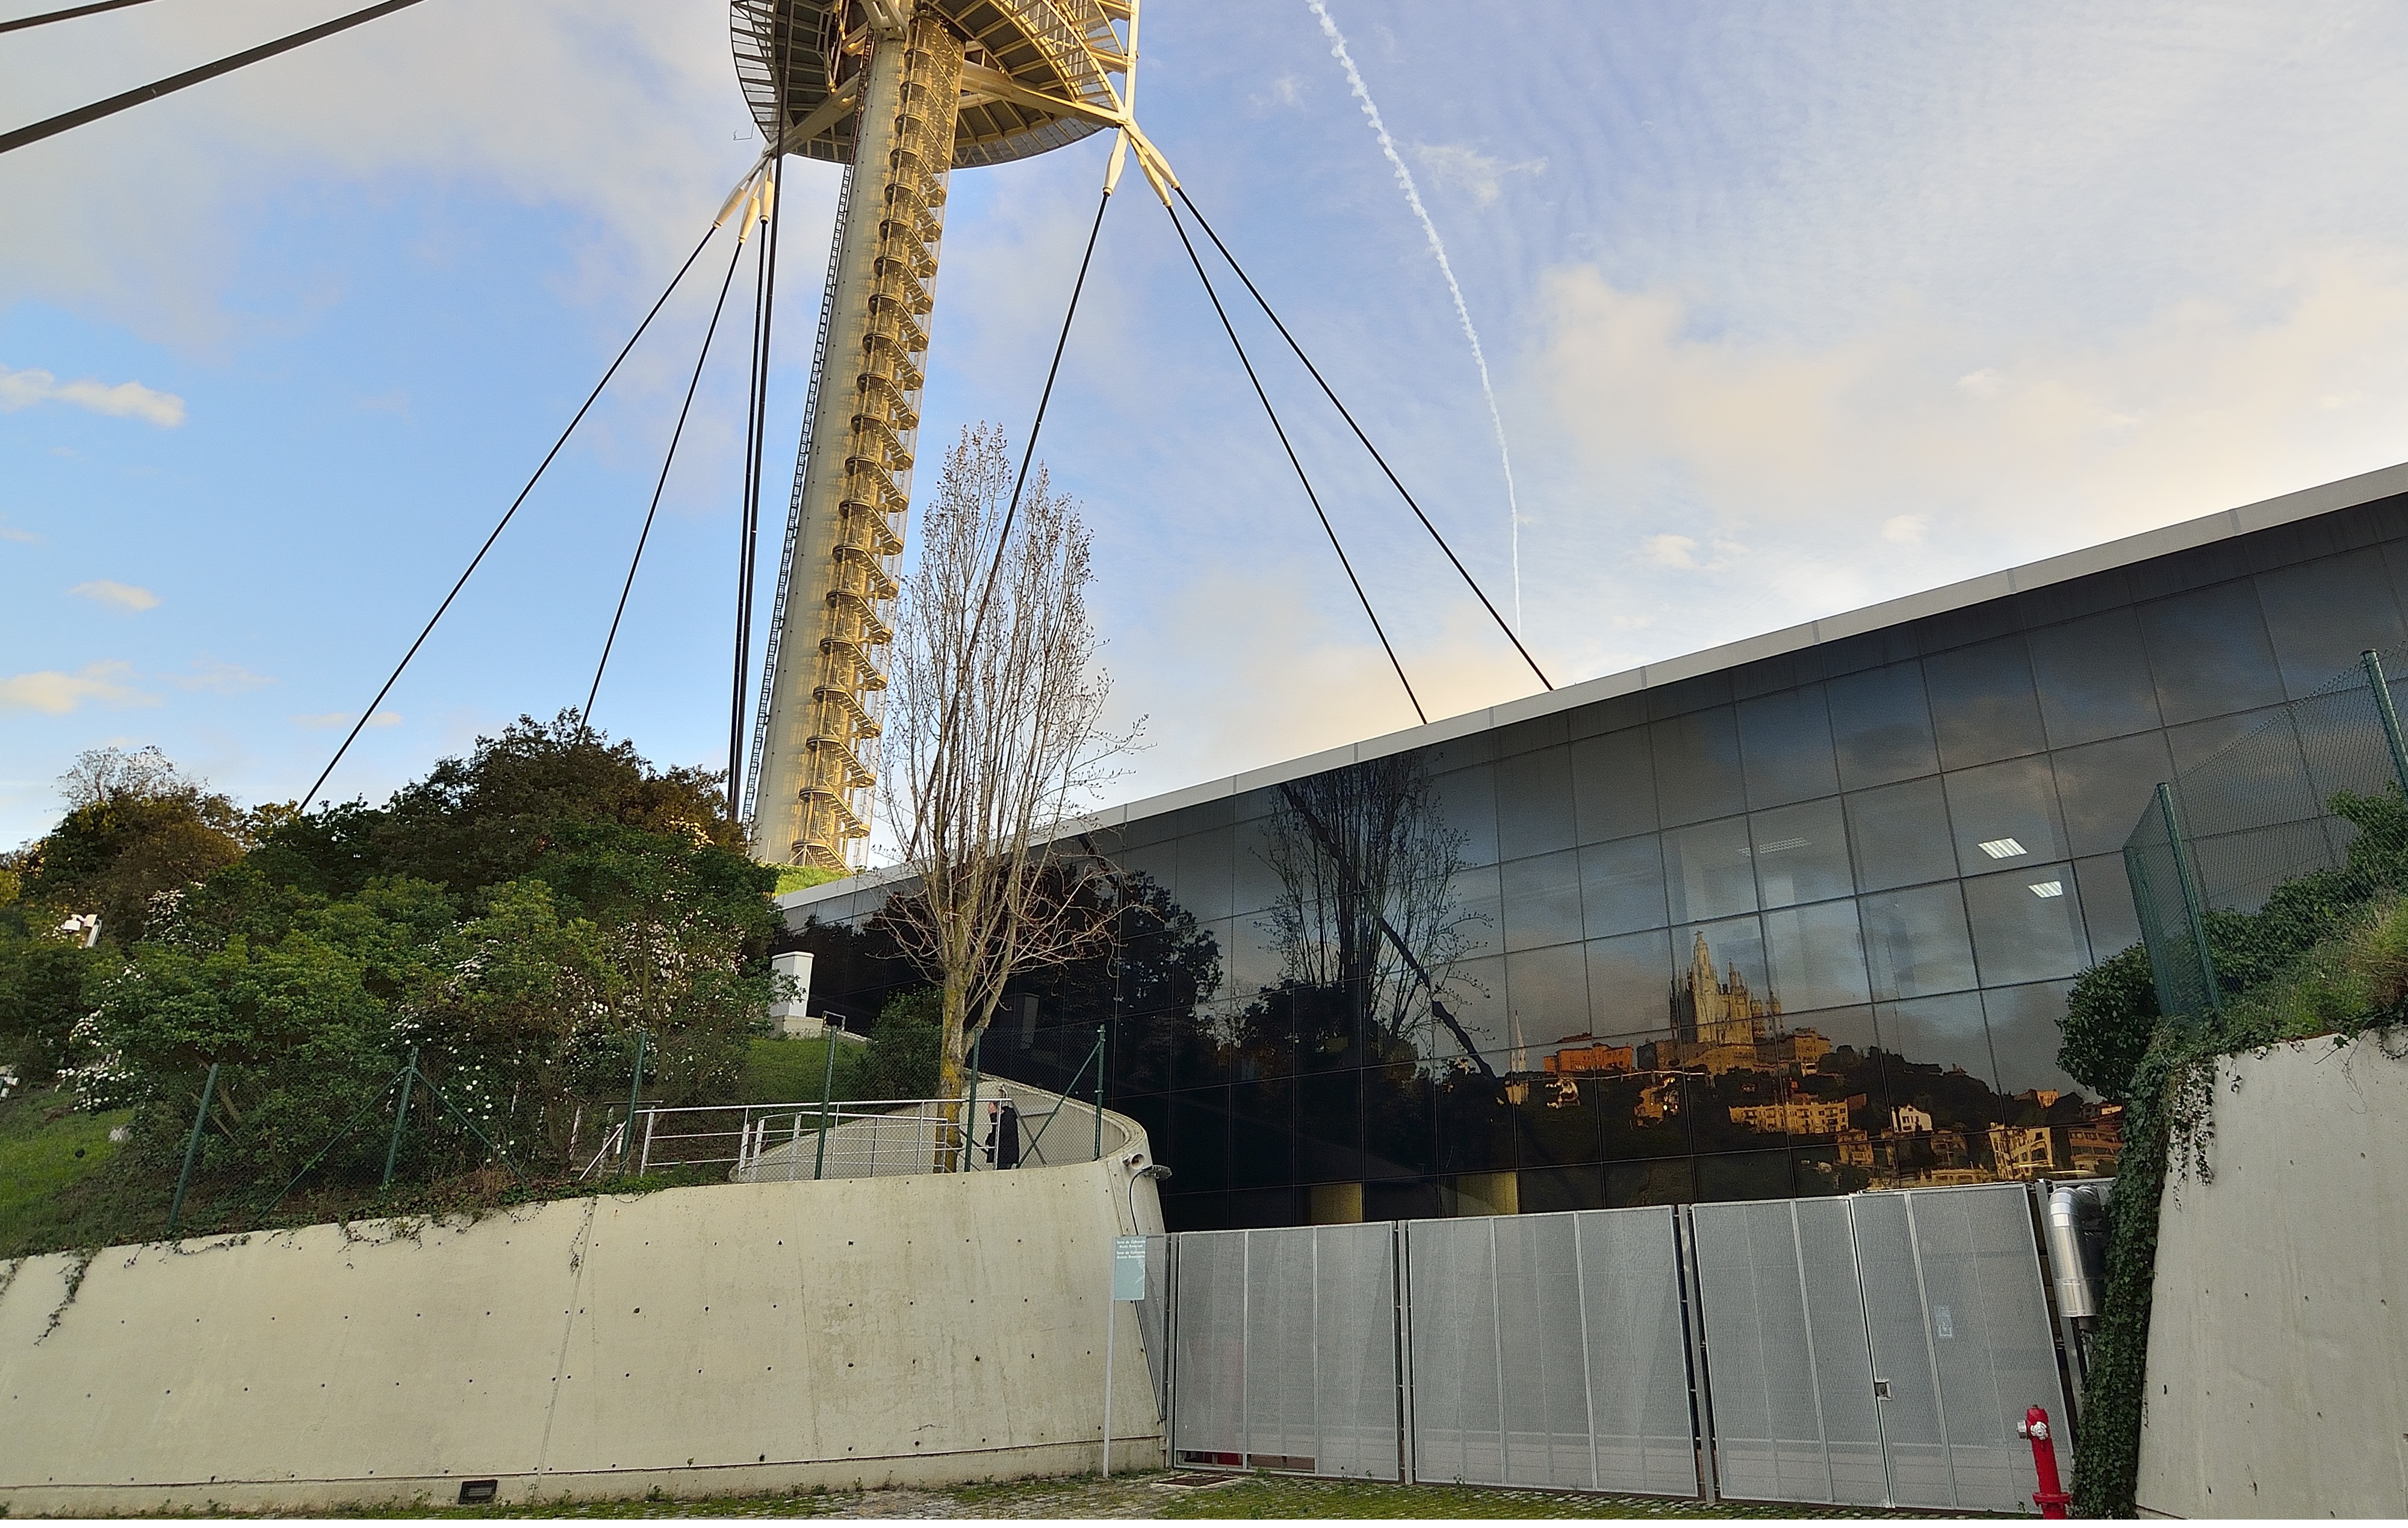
<box><xmin>781</xmin><ymin>456</ymin><xmax>2408</xmax><ymax>917</ymax></box>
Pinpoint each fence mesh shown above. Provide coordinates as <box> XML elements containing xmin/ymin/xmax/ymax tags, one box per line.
<box><xmin>2124</xmin><ymin>644</ymin><xmax>2408</xmax><ymax>1019</ymax></box>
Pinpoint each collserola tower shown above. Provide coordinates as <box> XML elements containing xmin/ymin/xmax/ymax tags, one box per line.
<box><xmin>730</xmin><ymin>0</ymin><xmax>1165</xmax><ymax>868</ymax></box>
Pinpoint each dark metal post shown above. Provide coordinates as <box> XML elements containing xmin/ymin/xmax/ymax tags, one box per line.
<box><xmin>2363</xmin><ymin>650</ymin><xmax>2408</xmax><ymax>799</ymax></box>
<box><xmin>1091</xmin><ymin>1023</ymin><xmax>1106</xmax><ymax>1161</ymax></box>
<box><xmin>813</xmin><ymin>1023</ymin><xmax>837</xmax><ymax>1181</ymax></box>
<box><xmin>963</xmin><ymin>1028</ymin><xmax>983</xmax><ymax>1172</ymax></box>
<box><xmin>2157</xmin><ymin>783</ymin><xmax>2221</xmax><ymax>1017</ymax></box>
<box><xmin>621</xmin><ymin>1028</ymin><xmax>647</xmax><ymax>1175</ymax></box>
<box><xmin>381</xmin><ymin>1047</ymin><xmax>419</xmax><ymax>1190</ymax></box>
<box><xmin>166</xmin><ymin>1061</ymin><xmax>220</xmax><ymax>1237</ymax></box>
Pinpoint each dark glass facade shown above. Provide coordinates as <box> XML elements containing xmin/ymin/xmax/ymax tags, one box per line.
<box><xmin>784</xmin><ymin>480</ymin><xmax>2408</xmax><ymax>1230</ymax></box>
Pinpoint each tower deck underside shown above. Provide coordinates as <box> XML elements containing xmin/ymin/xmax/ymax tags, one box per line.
<box><xmin>751</xmin><ymin>18</ymin><xmax>964</xmax><ymax>868</ymax></box>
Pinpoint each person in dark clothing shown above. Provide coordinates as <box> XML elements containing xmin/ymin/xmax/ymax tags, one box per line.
<box><xmin>984</xmin><ymin>1098</ymin><xmax>1022</xmax><ymax>1169</ymax></box>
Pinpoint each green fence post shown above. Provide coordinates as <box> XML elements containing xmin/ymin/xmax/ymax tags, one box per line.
<box><xmin>2157</xmin><ymin>782</ymin><xmax>2221</xmax><ymax>1018</ymax></box>
<box><xmin>813</xmin><ymin>1024</ymin><xmax>836</xmax><ymax>1181</ymax></box>
<box><xmin>165</xmin><ymin>1061</ymin><xmax>221</xmax><ymax>1238</ymax></box>
<box><xmin>2362</xmin><ymin>650</ymin><xmax>2408</xmax><ymax>799</ymax></box>
<box><xmin>381</xmin><ymin>1046</ymin><xmax>420</xmax><ymax>1190</ymax></box>
<box><xmin>963</xmin><ymin>1029</ymin><xmax>983</xmax><ymax>1172</ymax></box>
<box><xmin>1091</xmin><ymin>1024</ymin><xmax>1106</xmax><ymax>1161</ymax></box>
<box><xmin>621</xmin><ymin>1028</ymin><xmax>647</xmax><ymax>1177</ymax></box>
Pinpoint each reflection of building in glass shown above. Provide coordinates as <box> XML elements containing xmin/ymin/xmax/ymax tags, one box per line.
<box><xmin>1730</xmin><ymin>1096</ymin><xmax>1852</xmax><ymax>1135</ymax></box>
<box><xmin>1673</xmin><ymin>930</ymin><xmax>1778</xmax><ymax>1044</ymax></box>
<box><xmin>777</xmin><ymin>464</ymin><xmax>2408</xmax><ymax>1230</ymax></box>
<box><xmin>1542</xmin><ymin>1036</ymin><xmax>1636</xmax><ymax>1075</ymax></box>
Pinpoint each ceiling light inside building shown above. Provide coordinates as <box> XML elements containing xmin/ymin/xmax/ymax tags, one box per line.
<box><xmin>1979</xmin><ymin>837</ymin><xmax>2029</xmax><ymax>859</ymax></box>
<box><xmin>2029</xmin><ymin>880</ymin><xmax>2064</xmax><ymax>899</ymax></box>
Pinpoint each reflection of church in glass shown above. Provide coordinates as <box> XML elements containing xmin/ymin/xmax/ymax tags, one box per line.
<box><xmin>1522</xmin><ymin>927</ymin><xmax>2122</xmax><ymax>1191</ymax></box>
<box><xmin>1675</xmin><ymin>930</ymin><xmax>1777</xmax><ymax>1044</ymax></box>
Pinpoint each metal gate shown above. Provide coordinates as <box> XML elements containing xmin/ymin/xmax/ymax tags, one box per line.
<box><xmin>1403</xmin><ymin>1207</ymin><xmax>1699</xmax><ymax>1496</ymax></box>
<box><xmin>1165</xmin><ymin>1223</ymin><xmax>1402</xmax><ymax>1479</ymax></box>
<box><xmin>1151</xmin><ymin>1182</ymin><xmax>2069</xmax><ymax>1509</ymax></box>
<box><xmin>1690</xmin><ymin>1183</ymin><xmax>2071</xmax><ymax>1512</ymax></box>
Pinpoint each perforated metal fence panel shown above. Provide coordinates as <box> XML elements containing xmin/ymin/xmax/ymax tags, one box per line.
<box><xmin>1403</xmin><ymin>1208</ymin><xmax>1698</xmax><ymax>1496</ymax></box>
<box><xmin>1692</xmin><ymin>1184</ymin><xmax>2069</xmax><ymax>1513</ymax></box>
<box><xmin>1165</xmin><ymin>1225</ymin><xmax>1401</xmax><ymax>1479</ymax></box>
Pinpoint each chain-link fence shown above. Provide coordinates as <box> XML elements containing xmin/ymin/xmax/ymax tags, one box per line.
<box><xmin>2124</xmin><ymin>646</ymin><xmax>2408</xmax><ymax>1019</ymax></box>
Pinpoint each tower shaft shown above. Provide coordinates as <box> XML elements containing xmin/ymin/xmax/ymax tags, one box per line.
<box><xmin>752</xmin><ymin>16</ymin><xmax>963</xmax><ymax>868</ymax></box>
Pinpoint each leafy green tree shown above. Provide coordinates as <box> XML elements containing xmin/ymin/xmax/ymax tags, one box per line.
<box><xmin>2059</xmin><ymin>942</ymin><xmax>2159</xmax><ymax>1101</ymax></box>
<box><xmin>854</xmin><ymin>988</ymin><xmax>943</xmax><ymax>1100</ymax></box>
<box><xmin>17</xmin><ymin>747</ymin><xmax>250</xmax><ymax>942</ymax></box>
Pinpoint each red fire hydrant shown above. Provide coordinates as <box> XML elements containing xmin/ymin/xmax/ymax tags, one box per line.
<box><xmin>2015</xmin><ymin>1404</ymin><xmax>2071</xmax><ymax>1518</ymax></box>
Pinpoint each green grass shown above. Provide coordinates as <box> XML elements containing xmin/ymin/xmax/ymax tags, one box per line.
<box><xmin>167</xmin><ymin>1470</ymin><xmax>1961</xmax><ymax>1519</ymax></box>
<box><xmin>738</xmin><ymin>1035</ymin><xmax>864</xmax><ymax>1106</ymax></box>
<box><xmin>771</xmin><ymin>866</ymin><xmax>843</xmax><ymax>897</ymax></box>
<box><xmin>0</xmin><ymin>1084</ymin><xmax>134</xmax><ymax>1254</ymax></box>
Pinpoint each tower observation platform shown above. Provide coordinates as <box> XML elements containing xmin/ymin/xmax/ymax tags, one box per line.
<box><xmin>730</xmin><ymin>1</ymin><xmax>1166</xmax><ymax>868</ymax></box>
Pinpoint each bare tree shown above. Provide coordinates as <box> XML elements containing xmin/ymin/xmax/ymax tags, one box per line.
<box><xmin>881</xmin><ymin>424</ymin><xmax>1139</xmax><ymax>1154</ymax></box>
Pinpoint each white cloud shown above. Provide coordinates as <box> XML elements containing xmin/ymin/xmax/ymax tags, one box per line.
<box><xmin>0</xmin><ymin>519</ymin><xmax>36</xmax><ymax>545</ymax></box>
<box><xmin>1256</xmin><ymin>73</ymin><xmax>1303</xmax><ymax>109</ymax></box>
<box><xmin>69</xmin><ymin>579</ymin><xmax>159</xmax><ymax>611</ymax></box>
<box><xmin>1532</xmin><ymin>250</ymin><xmax>2408</xmax><ymax>556</ymax></box>
<box><xmin>1644</xmin><ymin>534</ymin><xmax>1701</xmax><ymax>569</ymax></box>
<box><xmin>293</xmin><ymin>710</ymin><xmax>401</xmax><ymax>730</ymax></box>
<box><xmin>173</xmin><ymin>660</ymin><xmax>273</xmax><ymax>695</ymax></box>
<box><xmin>0</xmin><ymin>365</ymin><xmax>185</xmax><ymax>427</ymax></box>
<box><xmin>0</xmin><ymin>661</ymin><xmax>154</xmax><ymax>714</ymax></box>
<box><xmin>1412</xmin><ymin>143</ymin><xmax>1548</xmax><ymax>207</ymax></box>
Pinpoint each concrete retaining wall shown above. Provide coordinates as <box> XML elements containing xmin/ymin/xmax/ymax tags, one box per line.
<box><xmin>2135</xmin><ymin>1032</ymin><xmax>2408</xmax><ymax>1518</ymax></box>
<box><xmin>0</xmin><ymin>1139</ymin><xmax>1165</xmax><ymax>1514</ymax></box>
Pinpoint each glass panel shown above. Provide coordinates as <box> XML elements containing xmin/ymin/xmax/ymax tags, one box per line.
<box><xmin>1439</xmin><ymin>953</ymin><xmax>1510</xmax><ymax>1069</ymax></box>
<box><xmin>1364</xmin><ymin>1059</ymin><xmax>1434</xmax><ymax>1180</ymax></box>
<box><xmin>2139</xmin><ymin>581</ymin><xmax>2286</xmax><ymax>726</ymax></box>
<box><xmin>1873</xmin><ymin>991</ymin><xmax>1997</xmax><ymax>1097</ymax></box>
<box><xmin>1230</xmin><ymin>815</ymin><xmax>1285</xmax><ymax>919</ymax></box>
<box><xmin>1664</xmin><ymin>815</ymin><xmax>1758</xmax><ymax>923</ymax></box>
<box><xmin>1584</xmin><ymin>929</ymin><xmax>1677</xmax><ymax>1038</ymax></box>
<box><xmin>1737</xmin><ymin>684</ymin><xmax>1841</xmax><ymax>808</ymax></box>
<box><xmin>1982</xmin><ymin>981</ymin><xmax>2084</xmax><ymax>1100</ymax></box>
<box><xmin>1296</xmin><ymin>1067</ymin><xmax>1364</xmax><ymax>1183</ymax></box>
<box><xmin>1923</xmin><ymin>639</ymin><xmax>2048</xmax><ymax>770</ymax></box>
<box><xmin>1828</xmin><ymin>661</ymin><xmax>1941</xmax><ymax>791</ymax></box>
<box><xmin>1749</xmin><ymin>797</ymin><xmax>1853</xmax><ymax>909</ymax></box>
<box><xmin>1861</xmin><ymin>883</ymin><xmax>1979</xmax><ymax>1000</ymax></box>
<box><xmin>1963</xmin><ymin>861</ymin><xmax>2090</xmax><ymax>986</ymax></box>
<box><xmin>1581</xmin><ymin>834</ymin><xmax>1669</xmax><ymax>937</ymax></box>
<box><xmin>1845</xmin><ymin>776</ymin><xmax>1960</xmax><ymax>893</ymax></box>
<box><xmin>1516</xmin><ymin>1075</ymin><xmax>1607</xmax><ymax>1173</ymax></box>
<box><xmin>1764</xmin><ymin>897</ymin><xmax>1873</xmax><ymax>1012</ymax></box>
<box><xmin>1694</xmin><ymin>1150</ymin><xmax>1797</xmax><ymax>1204</ymax></box>
<box><xmin>1176</xmin><ymin>824</ymin><xmax>1237</xmax><ymax>923</ymax></box>
<box><xmin>1435</xmin><ymin>1074</ymin><xmax>1517</xmax><ymax>1174</ymax></box>
<box><xmin>1506</xmin><ymin>941</ymin><xmax>1591</xmax><ymax>1060</ymax></box>
<box><xmin>1604</xmin><ymin>1068</ymin><xmax>1699</xmax><ymax>1165</ymax></box>
<box><xmin>1606</xmin><ymin>1157</ymin><xmax>1697</xmax><ymax>1207</ymax></box>
<box><xmin>1223</xmin><ymin>915</ymin><xmax>1277</xmax><ymax>1003</ymax></box>
<box><xmin>1430</xmin><ymin>764</ymin><xmax>1501</xmax><ymax>867</ymax></box>
<box><xmin>1571</xmin><ymin>726</ymin><xmax>1658</xmax><ymax>844</ymax></box>
<box><xmin>2049</xmin><ymin>730</ymin><xmax>2176</xmax><ymax>858</ymax></box>
<box><xmin>1651</xmin><ymin>707</ymin><xmax>1747</xmax><ymax>826</ymax></box>
<box><xmin>1944</xmin><ymin>755</ymin><xmax>2068</xmax><ymax>877</ymax></box>
<box><xmin>2028</xmin><ymin>608</ymin><xmax>2163</xmax><ymax>748</ymax></box>
<box><xmin>1228</xmin><ymin>1077</ymin><xmax>1296</xmax><ymax>1187</ymax></box>
<box><xmin>2253</xmin><ymin>549</ymin><xmax>2408</xmax><ymax>700</ymax></box>
<box><xmin>1500</xmin><ymin>849</ymin><xmax>1584</xmax><ymax>953</ymax></box>
<box><xmin>1495</xmin><ymin>744</ymin><xmax>1577</xmax><ymax>862</ymax></box>
<box><xmin>1169</xmin><ymin>1086</ymin><xmax>1233</xmax><ymax>1193</ymax></box>
<box><xmin>2073</xmin><ymin>853</ymin><xmax>2143</xmax><ymax>961</ymax></box>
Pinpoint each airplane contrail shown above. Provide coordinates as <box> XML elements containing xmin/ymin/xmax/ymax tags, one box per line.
<box><xmin>1305</xmin><ymin>0</ymin><xmax>1524</xmax><ymax>630</ymax></box>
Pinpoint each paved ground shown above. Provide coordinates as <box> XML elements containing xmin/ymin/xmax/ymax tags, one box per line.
<box><xmin>318</xmin><ymin>1470</ymin><xmax>1953</xmax><ymax>1520</ymax></box>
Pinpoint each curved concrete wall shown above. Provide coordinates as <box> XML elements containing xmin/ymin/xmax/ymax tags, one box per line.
<box><xmin>2136</xmin><ymin>1034</ymin><xmax>2408</xmax><ymax>1518</ymax></box>
<box><xmin>0</xmin><ymin>1133</ymin><xmax>1167</xmax><ymax>1514</ymax></box>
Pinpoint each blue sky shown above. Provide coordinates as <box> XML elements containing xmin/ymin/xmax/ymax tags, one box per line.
<box><xmin>7</xmin><ymin>1</ymin><xmax>2408</xmax><ymax>852</ymax></box>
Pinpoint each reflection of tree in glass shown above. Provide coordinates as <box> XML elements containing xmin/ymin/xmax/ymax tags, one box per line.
<box><xmin>1255</xmin><ymin>756</ymin><xmax>1489</xmax><ymax>1065</ymax></box>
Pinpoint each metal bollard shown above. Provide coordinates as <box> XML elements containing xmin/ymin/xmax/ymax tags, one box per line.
<box><xmin>2016</xmin><ymin>1404</ymin><xmax>2071</xmax><ymax>1518</ymax></box>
